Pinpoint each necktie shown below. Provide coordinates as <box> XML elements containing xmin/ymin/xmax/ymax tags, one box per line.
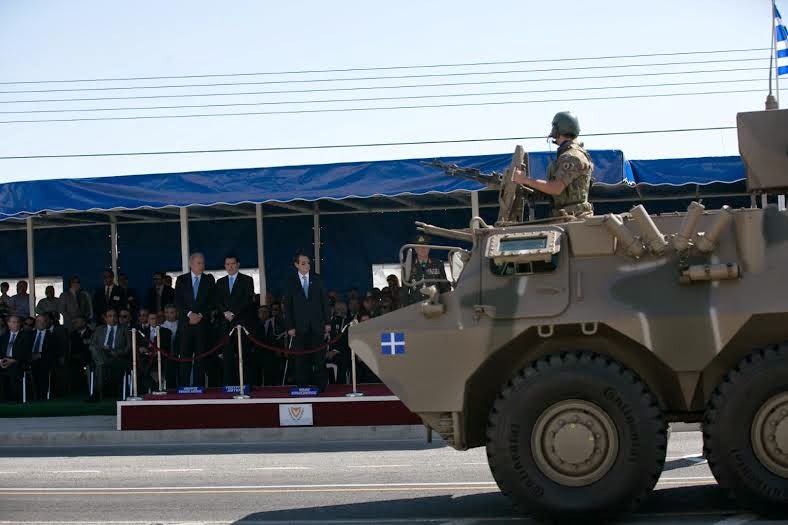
<box><xmin>106</xmin><ymin>326</ymin><xmax>115</xmax><ymax>348</ymax></box>
<box><xmin>229</xmin><ymin>276</ymin><xmax>235</xmax><ymax>294</ymax></box>
<box><xmin>7</xmin><ymin>333</ymin><xmax>15</xmax><ymax>357</ymax></box>
<box><xmin>33</xmin><ymin>331</ymin><xmax>43</xmax><ymax>353</ymax></box>
<box><xmin>302</xmin><ymin>275</ymin><xmax>308</xmax><ymax>298</ymax></box>
<box><xmin>106</xmin><ymin>286</ymin><xmax>111</xmax><ymax>303</ymax></box>
<box><xmin>193</xmin><ymin>276</ymin><xmax>199</xmax><ymax>300</ymax></box>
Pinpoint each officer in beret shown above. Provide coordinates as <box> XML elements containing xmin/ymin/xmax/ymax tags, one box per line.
<box><xmin>514</xmin><ymin>111</ymin><xmax>594</xmax><ymax>218</ymax></box>
<box><xmin>405</xmin><ymin>234</ymin><xmax>450</xmax><ymax>305</ymax></box>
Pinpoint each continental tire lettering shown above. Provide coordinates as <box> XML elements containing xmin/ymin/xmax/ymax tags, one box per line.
<box><xmin>731</xmin><ymin>448</ymin><xmax>786</xmax><ymax>499</ymax></box>
<box><xmin>603</xmin><ymin>386</ymin><xmax>641</xmax><ymax>463</ymax></box>
<box><xmin>508</xmin><ymin>423</ymin><xmax>545</xmax><ymax>498</ymax></box>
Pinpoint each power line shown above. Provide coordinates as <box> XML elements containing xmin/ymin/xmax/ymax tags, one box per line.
<box><xmin>0</xmin><ymin>88</ymin><xmax>763</xmax><ymax>124</ymax></box>
<box><xmin>0</xmin><ymin>67</ymin><xmax>767</xmax><ymax>105</ymax></box>
<box><xmin>0</xmin><ymin>78</ymin><xmax>764</xmax><ymax>115</ymax></box>
<box><xmin>0</xmin><ymin>126</ymin><xmax>738</xmax><ymax>160</ymax></box>
<box><xmin>0</xmin><ymin>47</ymin><xmax>769</xmax><ymax>85</ymax></box>
<box><xmin>0</xmin><ymin>57</ymin><xmax>768</xmax><ymax>95</ymax></box>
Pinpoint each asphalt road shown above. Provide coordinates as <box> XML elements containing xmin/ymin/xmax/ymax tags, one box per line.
<box><xmin>0</xmin><ymin>431</ymin><xmax>782</xmax><ymax>525</ymax></box>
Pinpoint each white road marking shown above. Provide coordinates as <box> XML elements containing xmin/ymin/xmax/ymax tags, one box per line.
<box><xmin>347</xmin><ymin>464</ymin><xmax>413</xmax><ymax>469</ymax></box>
<box><xmin>659</xmin><ymin>476</ymin><xmax>715</xmax><ymax>481</ymax></box>
<box><xmin>146</xmin><ymin>468</ymin><xmax>204</xmax><ymax>473</ymax></box>
<box><xmin>666</xmin><ymin>453</ymin><xmax>707</xmax><ymax>464</ymax></box>
<box><xmin>246</xmin><ymin>467</ymin><xmax>311</xmax><ymax>471</ymax></box>
<box><xmin>0</xmin><ymin>516</ymin><xmax>532</xmax><ymax>525</ymax></box>
<box><xmin>0</xmin><ymin>481</ymin><xmax>499</xmax><ymax>492</ymax></box>
<box><xmin>712</xmin><ymin>514</ymin><xmax>758</xmax><ymax>525</ymax></box>
<box><xmin>48</xmin><ymin>470</ymin><xmax>100</xmax><ymax>474</ymax></box>
<box><xmin>0</xmin><ymin>472</ymin><xmax>18</xmax><ymax>474</ymax></box>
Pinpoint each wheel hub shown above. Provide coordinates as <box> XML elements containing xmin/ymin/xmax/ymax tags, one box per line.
<box><xmin>532</xmin><ymin>400</ymin><xmax>619</xmax><ymax>487</ymax></box>
<box><xmin>752</xmin><ymin>392</ymin><xmax>788</xmax><ymax>478</ymax></box>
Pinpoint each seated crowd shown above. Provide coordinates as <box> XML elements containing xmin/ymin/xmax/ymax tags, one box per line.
<box><xmin>0</xmin><ymin>253</ymin><xmax>412</xmax><ymax>403</ymax></box>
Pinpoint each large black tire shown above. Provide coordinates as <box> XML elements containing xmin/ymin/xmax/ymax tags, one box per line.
<box><xmin>486</xmin><ymin>352</ymin><xmax>667</xmax><ymax>524</ymax></box>
<box><xmin>703</xmin><ymin>344</ymin><xmax>788</xmax><ymax>516</ymax></box>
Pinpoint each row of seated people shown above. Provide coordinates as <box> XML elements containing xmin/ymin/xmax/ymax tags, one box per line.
<box><xmin>0</xmin><ymin>300</ymin><xmax>376</xmax><ymax>402</ymax></box>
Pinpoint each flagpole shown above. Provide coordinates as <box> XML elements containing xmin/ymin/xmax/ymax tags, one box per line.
<box><xmin>776</xmin><ymin>0</ymin><xmax>781</xmax><ymax>106</ymax></box>
<box><xmin>768</xmin><ymin>0</ymin><xmax>780</xmax><ymax>109</ymax></box>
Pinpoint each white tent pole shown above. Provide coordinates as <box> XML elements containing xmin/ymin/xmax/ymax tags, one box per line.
<box><xmin>109</xmin><ymin>214</ymin><xmax>119</xmax><ymax>282</ymax></box>
<box><xmin>313</xmin><ymin>202</ymin><xmax>321</xmax><ymax>274</ymax></box>
<box><xmin>255</xmin><ymin>203</ymin><xmax>267</xmax><ymax>305</ymax></box>
<box><xmin>180</xmin><ymin>207</ymin><xmax>190</xmax><ymax>274</ymax></box>
<box><xmin>26</xmin><ymin>217</ymin><xmax>36</xmax><ymax>316</ymax></box>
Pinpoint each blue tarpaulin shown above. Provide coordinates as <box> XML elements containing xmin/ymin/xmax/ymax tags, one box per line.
<box><xmin>0</xmin><ymin>150</ymin><xmax>745</xmax><ymax>219</ymax></box>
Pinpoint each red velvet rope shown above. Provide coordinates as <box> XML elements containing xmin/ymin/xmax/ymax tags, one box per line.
<box><xmin>141</xmin><ymin>335</ymin><xmax>230</xmax><ymax>363</ymax></box>
<box><xmin>245</xmin><ymin>331</ymin><xmax>345</xmax><ymax>355</ymax></box>
<box><xmin>137</xmin><ymin>327</ymin><xmax>347</xmax><ymax>361</ymax></box>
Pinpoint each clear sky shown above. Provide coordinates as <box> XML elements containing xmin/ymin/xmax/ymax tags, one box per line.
<box><xmin>0</xmin><ymin>0</ymin><xmax>780</xmax><ymax>184</ymax></box>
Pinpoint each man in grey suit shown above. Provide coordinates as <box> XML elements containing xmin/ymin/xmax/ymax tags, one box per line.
<box><xmin>60</xmin><ymin>276</ymin><xmax>93</xmax><ymax>332</ymax></box>
<box><xmin>89</xmin><ymin>308</ymin><xmax>129</xmax><ymax>398</ymax></box>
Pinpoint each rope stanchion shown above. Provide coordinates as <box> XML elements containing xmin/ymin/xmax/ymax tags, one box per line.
<box><xmin>152</xmin><ymin>327</ymin><xmax>166</xmax><ymax>395</ymax></box>
<box><xmin>345</xmin><ymin>347</ymin><xmax>364</xmax><ymax>398</ymax></box>
<box><xmin>233</xmin><ymin>325</ymin><xmax>250</xmax><ymax>400</ymax></box>
<box><xmin>128</xmin><ymin>328</ymin><xmax>143</xmax><ymax>401</ymax></box>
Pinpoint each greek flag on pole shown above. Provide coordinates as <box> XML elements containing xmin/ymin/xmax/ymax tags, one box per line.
<box><xmin>777</xmin><ymin>4</ymin><xmax>788</xmax><ymax>75</ymax></box>
<box><xmin>381</xmin><ymin>332</ymin><xmax>406</xmax><ymax>355</ymax></box>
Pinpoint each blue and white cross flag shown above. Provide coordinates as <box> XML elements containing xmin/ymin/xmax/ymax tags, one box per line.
<box><xmin>777</xmin><ymin>4</ymin><xmax>788</xmax><ymax>76</ymax></box>
<box><xmin>381</xmin><ymin>332</ymin><xmax>406</xmax><ymax>355</ymax></box>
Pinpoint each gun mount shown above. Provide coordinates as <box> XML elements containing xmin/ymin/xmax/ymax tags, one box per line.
<box><xmin>423</xmin><ymin>145</ymin><xmax>536</xmax><ymax>225</ymax></box>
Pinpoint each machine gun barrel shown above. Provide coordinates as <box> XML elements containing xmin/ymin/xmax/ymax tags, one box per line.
<box><xmin>421</xmin><ymin>160</ymin><xmax>502</xmax><ymax>188</ymax></box>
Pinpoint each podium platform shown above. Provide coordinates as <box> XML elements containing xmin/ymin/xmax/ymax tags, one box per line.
<box><xmin>116</xmin><ymin>384</ymin><xmax>422</xmax><ymax>431</ymax></box>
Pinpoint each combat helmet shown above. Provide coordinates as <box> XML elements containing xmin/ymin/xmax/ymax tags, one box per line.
<box><xmin>549</xmin><ymin>111</ymin><xmax>580</xmax><ymax>139</ymax></box>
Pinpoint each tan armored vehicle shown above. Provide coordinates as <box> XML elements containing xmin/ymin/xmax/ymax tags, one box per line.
<box><xmin>348</xmin><ymin>109</ymin><xmax>788</xmax><ymax>523</ymax></box>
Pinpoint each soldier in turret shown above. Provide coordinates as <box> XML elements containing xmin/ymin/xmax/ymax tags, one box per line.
<box><xmin>513</xmin><ymin>111</ymin><xmax>594</xmax><ymax>218</ymax></box>
<box><xmin>405</xmin><ymin>234</ymin><xmax>450</xmax><ymax>305</ymax></box>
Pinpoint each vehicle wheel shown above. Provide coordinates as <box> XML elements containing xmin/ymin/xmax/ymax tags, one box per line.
<box><xmin>703</xmin><ymin>344</ymin><xmax>788</xmax><ymax>515</ymax></box>
<box><xmin>486</xmin><ymin>352</ymin><xmax>667</xmax><ymax>524</ymax></box>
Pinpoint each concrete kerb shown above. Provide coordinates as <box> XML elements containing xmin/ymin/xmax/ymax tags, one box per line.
<box><xmin>0</xmin><ymin>423</ymin><xmax>435</xmax><ymax>447</ymax></box>
<box><xmin>0</xmin><ymin>418</ymin><xmax>699</xmax><ymax>447</ymax></box>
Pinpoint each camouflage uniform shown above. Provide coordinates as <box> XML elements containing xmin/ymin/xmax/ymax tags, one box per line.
<box><xmin>546</xmin><ymin>139</ymin><xmax>594</xmax><ymax>218</ymax></box>
<box><xmin>405</xmin><ymin>259</ymin><xmax>450</xmax><ymax>305</ymax></box>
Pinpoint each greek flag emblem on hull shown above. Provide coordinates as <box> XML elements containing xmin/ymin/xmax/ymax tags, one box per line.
<box><xmin>381</xmin><ymin>332</ymin><xmax>406</xmax><ymax>355</ymax></box>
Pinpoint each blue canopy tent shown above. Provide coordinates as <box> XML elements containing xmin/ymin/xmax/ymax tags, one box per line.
<box><xmin>0</xmin><ymin>150</ymin><xmax>749</xmax><ymax>311</ymax></box>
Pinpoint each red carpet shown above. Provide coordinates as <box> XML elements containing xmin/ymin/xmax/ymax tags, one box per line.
<box><xmin>118</xmin><ymin>384</ymin><xmax>422</xmax><ymax>431</ymax></box>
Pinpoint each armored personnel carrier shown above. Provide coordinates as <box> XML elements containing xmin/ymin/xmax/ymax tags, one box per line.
<box><xmin>348</xmin><ymin>109</ymin><xmax>788</xmax><ymax>523</ymax></box>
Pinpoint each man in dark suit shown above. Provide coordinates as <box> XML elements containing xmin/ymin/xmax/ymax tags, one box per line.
<box><xmin>88</xmin><ymin>309</ymin><xmax>129</xmax><ymax>399</ymax></box>
<box><xmin>118</xmin><ymin>273</ymin><xmax>138</xmax><ymax>316</ymax></box>
<box><xmin>139</xmin><ymin>311</ymin><xmax>172</xmax><ymax>393</ymax></box>
<box><xmin>216</xmin><ymin>254</ymin><xmax>255</xmax><ymax>386</ymax></box>
<box><xmin>93</xmin><ymin>271</ymin><xmax>126</xmax><ymax>324</ymax></box>
<box><xmin>174</xmin><ymin>252</ymin><xmax>216</xmax><ymax>387</ymax></box>
<box><xmin>161</xmin><ymin>304</ymin><xmax>180</xmax><ymax>388</ymax></box>
<box><xmin>68</xmin><ymin>316</ymin><xmax>93</xmax><ymax>395</ymax></box>
<box><xmin>29</xmin><ymin>314</ymin><xmax>62</xmax><ymax>399</ymax></box>
<box><xmin>282</xmin><ymin>252</ymin><xmax>331</xmax><ymax>391</ymax></box>
<box><xmin>145</xmin><ymin>272</ymin><xmax>175</xmax><ymax>314</ymax></box>
<box><xmin>0</xmin><ymin>316</ymin><xmax>32</xmax><ymax>402</ymax></box>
